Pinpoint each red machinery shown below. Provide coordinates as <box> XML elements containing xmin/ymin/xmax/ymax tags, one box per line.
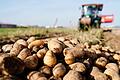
<box><xmin>100</xmin><ymin>15</ymin><xmax>114</xmax><ymax>23</ymax></box>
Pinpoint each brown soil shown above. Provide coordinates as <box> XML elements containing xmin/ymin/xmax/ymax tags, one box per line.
<box><xmin>103</xmin><ymin>28</ymin><xmax>120</xmax><ymax>51</ymax></box>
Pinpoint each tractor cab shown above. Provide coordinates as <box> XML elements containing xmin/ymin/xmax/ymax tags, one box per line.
<box><xmin>81</xmin><ymin>4</ymin><xmax>103</xmax><ymax>17</ymax></box>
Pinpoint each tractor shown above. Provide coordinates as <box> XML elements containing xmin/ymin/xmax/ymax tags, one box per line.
<box><xmin>78</xmin><ymin>4</ymin><xmax>113</xmax><ymax>31</ymax></box>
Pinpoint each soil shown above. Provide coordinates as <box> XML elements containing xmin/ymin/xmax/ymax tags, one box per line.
<box><xmin>103</xmin><ymin>28</ymin><xmax>120</xmax><ymax>51</ymax></box>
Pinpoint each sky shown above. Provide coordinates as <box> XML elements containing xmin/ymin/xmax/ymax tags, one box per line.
<box><xmin>0</xmin><ymin>0</ymin><xmax>120</xmax><ymax>27</ymax></box>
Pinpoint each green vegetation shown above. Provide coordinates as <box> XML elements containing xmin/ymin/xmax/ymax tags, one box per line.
<box><xmin>0</xmin><ymin>27</ymin><xmax>76</xmax><ymax>38</ymax></box>
<box><xmin>0</xmin><ymin>27</ymin><xmax>103</xmax><ymax>45</ymax></box>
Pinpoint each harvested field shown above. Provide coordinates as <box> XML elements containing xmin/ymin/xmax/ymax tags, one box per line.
<box><xmin>103</xmin><ymin>28</ymin><xmax>120</xmax><ymax>51</ymax></box>
<box><xmin>0</xmin><ymin>27</ymin><xmax>120</xmax><ymax>80</ymax></box>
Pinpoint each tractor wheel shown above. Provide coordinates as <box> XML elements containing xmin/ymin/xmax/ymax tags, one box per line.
<box><xmin>84</xmin><ymin>25</ymin><xmax>89</xmax><ymax>31</ymax></box>
<box><xmin>95</xmin><ymin>17</ymin><xmax>101</xmax><ymax>28</ymax></box>
<box><xmin>94</xmin><ymin>22</ymin><xmax>100</xmax><ymax>28</ymax></box>
<box><xmin>91</xmin><ymin>16</ymin><xmax>101</xmax><ymax>28</ymax></box>
<box><xmin>94</xmin><ymin>21</ymin><xmax>101</xmax><ymax>28</ymax></box>
<box><xmin>78</xmin><ymin>22</ymin><xmax>84</xmax><ymax>31</ymax></box>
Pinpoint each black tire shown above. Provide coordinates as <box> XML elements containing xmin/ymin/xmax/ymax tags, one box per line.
<box><xmin>93</xmin><ymin>22</ymin><xmax>100</xmax><ymax>28</ymax></box>
<box><xmin>78</xmin><ymin>22</ymin><xmax>84</xmax><ymax>31</ymax></box>
<box><xmin>92</xmin><ymin>17</ymin><xmax>101</xmax><ymax>28</ymax></box>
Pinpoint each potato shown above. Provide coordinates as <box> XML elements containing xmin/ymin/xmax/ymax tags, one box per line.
<box><xmin>48</xmin><ymin>39</ymin><xmax>65</xmax><ymax>54</ymax></box>
<box><xmin>108</xmin><ymin>48</ymin><xmax>115</xmax><ymax>53</ymax></box>
<box><xmin>2</xmin><ymin>44</ymin><xmax>13</xmax><ymax>53</ymax></box>
<box><xmin>49</xmin><ymin>76</ymin><xmax>62</xmax><ymax>80</ymax></box>
<box><xmin>17</xmin><ymin>48</ymin><xmax>31</xmax><ymax>60</ymax></box>
<box><xmin>58</xmin><ymin>37</ymin><xmax>66</xmax><ymax>42</ymax></box>
<box><xmin>32</xmin><ymin>46</ymin><xmax>40</xmax><ymax>52</ymax></box>
<box><xmin>63</xmin><ymin>70</ymin><xmax>83</xmax><ymax>80</ymax></box>
<box><xmin>64</xmin><ymin>52</ymin><xmax>75</xmax><ymax>65</ymax></box>
<box><xmin>75</xmin><ymin>43</ymin><xmax>85</xmax><ymax>49</ymax></box>
<box><xmin>39</xmin><ymin>66</ymin><xmax>51</xmax><ymax>76</ymax></box>
<box><xmin>63</xmin><ymin>47</ymin><xmax>84</xmax><ymax>58</ymax></box>
<box><xmin>84</xmin><ymin>48</ymin><xmax>97</xmax><ymax>59</ymax></box>
<box><xmin>95</xmin><ymin>57</ymin><xmax>108</xmax><ymax>68</ymax></box>
<box><xmin>90</xmin><ymin>67</ymin><xmax>108</xmax><ymax>80</ymax></box>
<box><xmin>105</xmin><ymin>63</ymin><xmax>119</xmax><ymax>73</ymax></box>
<box><xmin>95</xmin><ymin>50</ymin><xmax>102</xmax><ymax>54</ymax></box>
<box><xmin>104</xmin><ymin>68</ymin><xmax>120</xmax><ymax>80</ymax></box>
<box><xmin>27</xmin><ymin>71</ymin><xmax>45</xmax><ymax>80</ymax></box>
<box><xmin>53</xmin><ymin>63</ymin><xmax>66</xmax><ymax>77</ymax></box>
<box><xmin>72</xmin><ymin>47</ymin><xmax>85</xmax><ymax>58</ymax></box>
<box><xmin>113</xmin><ymin>54</ymin><xmax>120</xmax><ymax>61</ymax></box>
<box><xmin>43</xmin><ymin>50</ymin><xmax>57</xmax><ymax>67</ymax></box>
<box><xmin>27</xmin><ymin>37</ymin><xmax>36</xmax><ymax>44</ymax></box>
<box><xmin>102</xmin><ymin>47</ymin><xmax>109</xmax><ymax>52</ymax></box>
<box><xmin>37</xmin><ymin>47</ymin><xmax>48</xmax><ymax>59</ymax></box>
<box><xmin>69</xmin><ymin>62</ymin><xmax>86</xmax><ymax>73</ymax></box>
<box><xmin>91</xmin><ymin>44</ymin><xmax>102</xmax><ymax>50</ymax></box>
<box><xmin>4</xmin><ymin>56</ymin><xmax>25</xmax><ymax>75</ymax></box>
<box><xmin>24</xmin><ymin>54</ymin><xmax>38</xmax><ymax>69</ymax></box>
<box><xmin>10</xmin><ymin>43</ymin><xmax>24</xmax><ymax>56</ymax></box>
<box><xmin>28</xmin><ymin>40</ymin><xmax>45</xmax><ymax>49</ymax></box>
<box><xmin>16</xmin><ymin>39</ymin><xmax>28</xmax><ymax>47</ymax></box>
<box><xmin>37</xmin><ymin>77</ymin><xmax>47</xmax><ymax>80</ymax></box>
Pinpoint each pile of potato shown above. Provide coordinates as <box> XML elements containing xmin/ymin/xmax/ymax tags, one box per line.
<box><xmin>0</xmin><ymin>36</ymin><xmax>120</xmax><ymax>80</ymax></box>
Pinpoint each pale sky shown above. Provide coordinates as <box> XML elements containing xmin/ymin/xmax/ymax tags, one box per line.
<box><xmin>0</xmin><ymin>0</ymin><xmax>120</xmax><ymax>27</ymax></box>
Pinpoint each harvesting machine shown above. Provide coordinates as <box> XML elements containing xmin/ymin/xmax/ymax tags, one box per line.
<box><xmin>78</xmin><ymin>4</ymin><xmax>113</xmax><ymax>31</ymax></box>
